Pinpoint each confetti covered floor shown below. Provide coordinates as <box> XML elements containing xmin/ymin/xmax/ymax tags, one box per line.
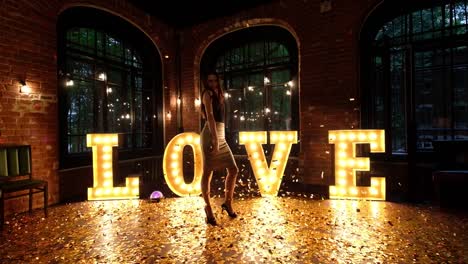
<box><xmin>1</xmin><ymin>197</ymin><xmax>467</xmax><ymax>263</ymax></box>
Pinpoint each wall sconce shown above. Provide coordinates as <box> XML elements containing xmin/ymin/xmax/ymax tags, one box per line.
<box><xmin>194</xmin><ymin>98</ymin><xmax>201</xmax><ymax>107</ymax></box>
<box><xmin>65</xmin><ymin>79</ymin><xmax>74</xmax><ymax>87</ymax></box>
<box><xmin>166</xmin><ymin>111</ymin><xmax>172</xmax><ymax>120</ymax></box>
<box><xmin>19</xmin><ymin>80</ymin><xmax>31</xmax><ymax>94</ymax></box>
<box><xmin>176</xmin><ymin>97</ymin><xmax>181</xmax><ymax>106</ymax></box>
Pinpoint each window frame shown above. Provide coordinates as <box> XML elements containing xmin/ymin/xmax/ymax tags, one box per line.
<box><xmin>57</xmin><ymin>7</ymin><xmax>164</xmax><ymax>169</ymax></box>
<box><xmin>361</xmin><ymin>0</ymin><xmax>468</xmax><ymax>161</ymax></box>
<box><xmin>200</xmin><ymin>26</ymin><xmax>299</xmax><ymax>156</ymax></box>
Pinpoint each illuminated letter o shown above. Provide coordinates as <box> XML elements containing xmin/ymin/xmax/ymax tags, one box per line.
<box><xmin>163</xmin><ymin>132</ymin><xmax>203</xmax><ymax>196</ymax></box>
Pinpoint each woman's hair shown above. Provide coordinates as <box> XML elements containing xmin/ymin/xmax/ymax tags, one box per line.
<box><xmin>202</xmin><ymin>71</ymin><xmax>222</xmax><ymax>90</ymax></box>
<box><xmin>201</xmin><ymin>71</ymin><xmax>224</xmax><ymax>119</ymax></box>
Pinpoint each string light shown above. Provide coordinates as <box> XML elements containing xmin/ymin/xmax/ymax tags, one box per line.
<box><xmin>98</xmin><ymin>73</ymin><xmax>106</xmax><ymax>81</ymax></box>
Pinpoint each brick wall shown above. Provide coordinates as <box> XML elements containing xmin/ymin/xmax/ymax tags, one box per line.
<box><xmin>177</xmin><ymin>0</ymin><xmax>382</xmax><ymax>185</ymax></box>
<box><xmin>0</xmin><ymin>0</ymin><xmax>388</xmax><ymax>215</ymax></box>
<box><xmin>0</xmin><ymin>0</ymin><xmax>175</xmax><ymax>215</ymax></box>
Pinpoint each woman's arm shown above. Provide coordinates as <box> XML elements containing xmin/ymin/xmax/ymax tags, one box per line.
<box><xmin>202</xmin><ymin>91</ymin><xmax>219</xmax><ymax>152</ymax></box>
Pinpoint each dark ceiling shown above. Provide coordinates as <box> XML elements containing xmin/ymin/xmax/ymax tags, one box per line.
<box><xmin>128</xmin><ymin>0</ymin><xmax>276</xmax><ymax>28</ymax></box>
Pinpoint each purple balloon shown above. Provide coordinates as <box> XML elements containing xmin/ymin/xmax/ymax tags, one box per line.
<box><xmin>150</xmin><ymin>191</ymin><xmax>164</xmax><ymax>200</ymax></box>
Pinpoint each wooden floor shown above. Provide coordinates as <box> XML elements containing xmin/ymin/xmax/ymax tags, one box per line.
<box><xmin>0</xmin><ymin>197</ymin><xmax>467</xmax><ymax>263</ymax></box>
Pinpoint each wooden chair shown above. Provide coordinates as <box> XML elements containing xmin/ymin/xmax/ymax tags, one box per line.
<box><xmin>0</xmin><ymin>145</ymin><xmax>48</xmax><ymax>229</ymax></box>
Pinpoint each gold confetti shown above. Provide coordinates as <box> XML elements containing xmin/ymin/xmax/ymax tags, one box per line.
<box><xmin>0</xmin><ymin>198</ymin><xmax>466</xmax><ymax>263</ymax></box>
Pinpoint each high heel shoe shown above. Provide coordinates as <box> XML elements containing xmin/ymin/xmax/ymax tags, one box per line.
<box><xmin>221</xmin><ymin>203</ymin><xmax>237</xmax><ymax>218</ymax></box>
<box><xmin>204</xmin><ymin>206</ymin><xmax>217</xmax><ymax>226</ymax></box>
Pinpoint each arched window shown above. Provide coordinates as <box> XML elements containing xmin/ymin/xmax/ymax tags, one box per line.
<box><xmin>201</xmin><ymin>26</ymin><xmax>299</xmax><ymax>154</ymax></box>
<box><xmin>58</xmin><ymin>8</ymin><xmax>163</xmax><ymax>168</ymax></box>
<box><xmin>362</xmin><ymin>1</ymin><xmax>468</xmax><ymax>155</ymax></box>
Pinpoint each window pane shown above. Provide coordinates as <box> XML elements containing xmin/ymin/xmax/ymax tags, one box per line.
<box><xmin>206</xmin><ymin>30</ymin><xmax>297</xmax><ymax>155</ymax></box>
<box><xmin>66</xmin><ymin>28</ymin><xmax>97</xmax><ymax>54</ymax></box>
<box><xmin>431</xmin><ymin>6</ymin><xmax>444</xmax><ymax>39</ymax></box>
<box><xmin>445</xmin><ymin>4</ymin><xmax>452</xmax><ymax>29</ymax></box>
<box><xmin>230</xmin><ymin>47</ymin><xmax>244</xmax><ymax>71</ymax></box>
<box><xmin>133</xmin><ymin>54</ymin><xmax>142</xmax><ymax>68</ymax></box>
<box><xmin>249</xmin><ymin>42</ymin><xmax>264</xmax><ymax>67</ymax></box>
<box><xmin>271</xmin><ymin>70</ymin><xmax>291</xmax><ymax>130</ymax></box>
<box><xmin>141</xmin><ymin>89</ymin><xmax>153</xmax><ymax>148</ymax></box>
<box><xmin>242</xmin><ymin>73</ymin><xmax>264</xmax><ymax>131</ymax></box>
<box><xmin>106</xmin><ymin>70</ymin><xmax>130</xmax><ymax>136</ymax></box>
<box><xmin>107</xmin><ymin>68</ymin><xmax>122</xmax><ymax>85</ymax></box>
<box><xmin>370</xmin><ymin>1</ymin><xmax>468</xmax><ymax>155</ymax></box>
<box><xmin>225</xmin><ymin>88</ymin><xmax>243</xmax><ymax>140</ymax></box>
<box><xmin>412</xmin><ymin>9</ymin><xmax>433</xmax><ymax>40</ymax></box>
<box><xmin>215</xmin><ymin>55</ymin><xmax>225</xmax><ymax>72</ymax></box>
<box><xmin>231</xmin><ymin>75</ymin><xmax>243</xmax><ymax>90</ymax></box>
<box><xmin>454</xmin><ymin>66</ymin><xmax>468</xmax><ymax>139</ymax></box>
<box><xmin>415</xmin><ymin>49</ymin><xmax>451</xmax><ymax>150</ymax></box>
<box><xmin>412</xmin><ymin>10</ymin><xmax>423</xmax><ymax>35</ymax></box>
<box><xmin>65</xmin><ymin>27</ymin><xmax>151</xmax><ymax>154</ymax></box>
<box><xmin>453</xmin><ymin>46</ymin><xmax>468</xmax><ymax>140</ymax></box>
<box><xmin>392</xmin><ymin>16</ymin><xmax>403</xmax><ymax>38</ymax></box>
<box><xmin>67</xmin><ymin>79</ymin><xmax>94</xmax><ymax>153</ymax></box>
<box><xmin>453</xmin><ymin>1</ymin><xmax>468</xmax><ymax>34</ymax></box>
<box><xmin>224</xmin><ymin>74</ymin><xmax>244</xmax><ymax>149</ymax></box>
<box><xmin>267</xmin><ymin>42</ymin><xmax>289</xmax><ymax>64</ymax></box>
<box><xmin>390</xmin><ymin>51</ymin><xmax>407</xmax><ymax>153</ymax></box>
<box><xmin>69</xmin><ymin>60</ymin><xmax>93</xmax><ymax>80</ymax></box>
<box><xmin>421</xmin><ymin>9</ymin><xmax>434</xmax><ymax>33</ymax></box>
<box><xmin>66</xmin><ymin>59</ymin><xmax>94</xmax><ymax>153</ymax></box>
<box><xmin>134</xmin><ymin>75</ymin><xmax>144</xmax><ymax>148</ymax></box>
<box><xmin>106</xmin><ymin>35</ymin><xmax>124</xmax><ymax>62</ymax></box>
<box><xmin>371</xmin><ymin>55</ymin><xmax>385</xmax><ymax>129</ymax></box>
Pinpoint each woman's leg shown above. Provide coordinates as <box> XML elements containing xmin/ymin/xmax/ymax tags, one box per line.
<box><xmin>224</xmin><ymin>166</ymin><xmax>239</xmax><ymax>208</ymax></box>
<box><xmin>201</xmin><ymin>166</ymin><xmax>214</xmax><ymax>215</ymax></box>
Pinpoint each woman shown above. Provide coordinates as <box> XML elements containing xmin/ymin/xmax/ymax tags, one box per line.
<box><xmin>200</xmin><ymin>71</ymin><xmax>239</xmax><ymax>226</ymax></box>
